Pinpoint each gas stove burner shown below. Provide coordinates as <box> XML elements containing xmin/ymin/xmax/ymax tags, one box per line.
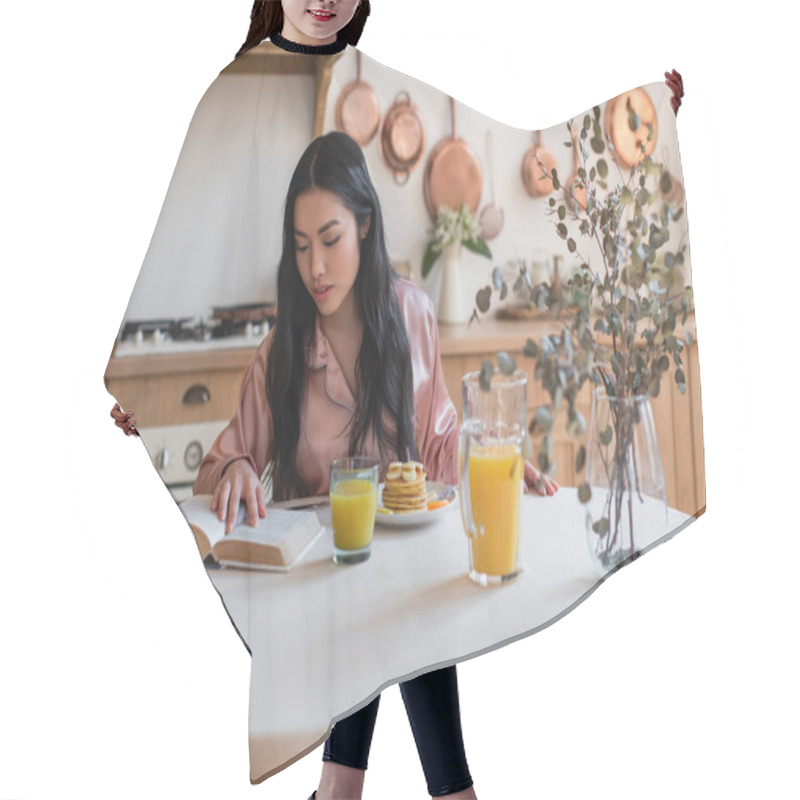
<box><xmin>121</xmin><ymin>318</ymin><xmax>195</xmax><ymax>342</ymax></box>
<box><xmin>116</xmin><ymin>310</ymin><xmax>273</xmax><ymax>356</ymax></box>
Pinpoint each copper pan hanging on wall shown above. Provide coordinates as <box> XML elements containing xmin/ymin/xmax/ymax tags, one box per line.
<box><xmin>335</xmin><ymin>50</ymin><xmax>381</xmax><ymax>146</ymax></box>
<box><xmin>380</xmin><ymin>91</ymin><xmax>426</xmax><ymax>185</ymax></box>
<box><xmin>423</xmin><ymin>96</ymin><xmax>482</xmax><ymax>221</ymax></box>
<box><xmin>604</xmin><ymin>87</ymin><xmax>658</xmax><ymax>168</ymax></box>
<box><xmin>521</xmin><ymin>130</ymin><xmax>558</xmax><ymax>198</ymax></box>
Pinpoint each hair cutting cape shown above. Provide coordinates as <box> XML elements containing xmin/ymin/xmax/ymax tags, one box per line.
<box><xmin>104</xmin><ymin>38</ymin><xmax>704</xmax><ymax>783</ymax></box>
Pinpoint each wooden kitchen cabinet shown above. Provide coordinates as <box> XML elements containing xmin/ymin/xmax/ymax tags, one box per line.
<box><xmin>105</xmin><ymin>347</ymin><xmax>256</xmax><ymax>428</ymax></box>
<box><xmin>438</xmin><ymin>316</ymin><xmax>705</xmax><ymax>517</ymax></box>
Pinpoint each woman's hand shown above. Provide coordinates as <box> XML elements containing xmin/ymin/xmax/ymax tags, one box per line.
<box><xmin>665</xmin><ymin>69</ymin><xmax>683</xmax><ymax>115</ymax></box>
<box><xmin>523</xmin><ymin>459</ymin><xmax>559</xmax><ymax>496</ymax></box>
<box><xmin>212</xmin><ymin>459</ymin><xmax>267</xmax><ymax>534</ymax></box>
<box><xmin>111</xmin><ymin>403</ymin><xmax>139</xmax><ymax>436</ymax></box>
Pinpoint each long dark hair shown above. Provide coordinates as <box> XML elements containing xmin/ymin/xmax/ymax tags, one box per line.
<box><xmin>266</xmin><ymin>131</ymin><xmax>418</xmax><ymax>500</ymax></box>
<box><xmin>236</xmin><ymin>1</ymin><xmax>371</xmax><ymax>59</ymax></box>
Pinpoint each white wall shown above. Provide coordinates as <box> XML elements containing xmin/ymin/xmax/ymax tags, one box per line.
<box><xmin>120</xmin><ymin>39</ymin><xmax>687</xmax><ymax>326</ymax></box>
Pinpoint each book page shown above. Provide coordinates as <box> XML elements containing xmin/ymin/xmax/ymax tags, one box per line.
<box><xmin>178</xmin><ymin>494</ymin><xmax>247</xmax><ymax>549</ymax></box>
<box><xmin>180</xmin><ymin>495</ymin><xmax>318</xmax><ymax>547</ymax></box>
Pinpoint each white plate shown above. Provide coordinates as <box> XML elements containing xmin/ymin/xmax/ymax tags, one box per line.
<box><xmin>375</xmin><ymin>481</ymin><xmax>458</xmax><ymax>528</ymax></box>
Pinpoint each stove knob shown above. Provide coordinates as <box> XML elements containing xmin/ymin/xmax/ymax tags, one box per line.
<box><xmin>185</xmin><ymin>440</ymin><xmax>203</xmax><ymax>471</ymax></box>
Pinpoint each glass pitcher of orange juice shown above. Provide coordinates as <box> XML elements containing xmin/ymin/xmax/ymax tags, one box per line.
<box><xmin>458</xmin><ymin>369</ymin><xmax>527</xmax><ymax>586</ymax></box>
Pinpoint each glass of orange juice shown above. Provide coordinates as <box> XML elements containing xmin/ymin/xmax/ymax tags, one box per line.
<box><xmin>458</xmin><ymin>370</ymin><xmax>527</xmax><ymax>586</ymax></box>
<box><xmin>330</xmin><ymin>457</ymin><xmax>379</xmax><ymax>565</ymax></box>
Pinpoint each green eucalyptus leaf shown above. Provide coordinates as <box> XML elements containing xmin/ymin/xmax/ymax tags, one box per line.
<box><xmin>576</xmin><ymin>445</ymin><xmax>586</xmax><ymax>473</ymax></box>
<box><xmin>557</xmin><ymin>222</ymin><xmax>568</xmax><ymax>239</ymax></box>
<box><xmin>479</xmin><ymin>361</ymin><xmax>494</xmax><ymax>392</ymax></box>
<box><xmin>421</xmin><ymin>241</ymin><xmax>440</xmax><ymax>279</ymax></box>
<box><xmin>492</xmin><ymin>266</ymin><xmax>504</xmax><ymax>291</ymax></box>
<box><xmin>660</xmin><ymin>170</ymin><xmax>673</xmax><ymax>194</ymax></box>
<box><xmin>567</xmin><ymin>238</ymin><xmax>577</xmax><ymax>253</ymax></box>
<box><xmin>578</xmin><ymin>483</ymin><xmax>592</xmax><ymax>503</ymax></box>
<box><xmin>592</xmin><ymin>517</ymin><xmax>610</xmax><ymax>535</ymax></box>
<box><xmin>497</xmin><ymin>351</ymin><xmax>517</xmax><ymax>375</ymax></box>
<box><xmin>552</xmin><ymin>169</ymin><xmax>560</xmax><ymax>190</ymax></box>
<box><xmin>567</xmin><ymin>409</ymin><xmax>587</xmax><ymax>438</ymax></box>
<box><xmin>583</xmin><ymin>114</ymin><xmax>591</xmax><ymax>131</ymax></box>
<box><xmin>599</xmin><ymin>424</ymin><xmax>613</xmax><ymax>446</ymax></box>
<box><xmin>627</xmin><ymin>98</ymin><xmax>640</xmax><ymax>131</ymax></box>
<box><xmin>558</xmin><ymin>205</ymin><xmax>566</xmax><ymax>221</ymax></box>
<box><xmin>500</xmin><ymin>282</ymin><xmax>508</xmax><ymax>301</ymax></box>
<box><xmin>534</xmin><ymin>405</ymin><xmax>555</xmax><ymax>434</ymax></box>
<box><xmin>524</xmin><ymin>338</ymin><xmax>539</xmax><ymax>358</ymax></box>
<box><xmin>463</xmin><ymin>237</ymin><xmax>492</xmax><ymax>259</ymax></box>
<box><xmin>590</xmin><ymin>137</ymin><xmax>604</xmax><ymax>154</ymax></box>
<box><xmin>537</xmin><ymin>451</ymin><xmax>551</xmax><ymax>473</ymax></box>
<box><xmin>476</xmin><ymin>286</ymin><xmax>492</xmax><ymax>313</ymax></box>
<box><xmin>597</xmin><ymin>159</ymin><xmax>608</xmax><ymax>179</ymax></box>
<box><xmin>675</xmin><ymin>368</ymin><xmax>686</xmax><ymax>385</ymax></box>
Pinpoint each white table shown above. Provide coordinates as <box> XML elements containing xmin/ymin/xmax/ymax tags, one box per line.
<box><xmin>207</xmin><ymin>487</ymin><xmax>694</xmax><ymax>783</ymax></box>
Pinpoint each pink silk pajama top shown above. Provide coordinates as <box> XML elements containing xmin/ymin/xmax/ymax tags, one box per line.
<box><xmin>193</xmin><ymin>278</ymin><xmax>460</xmax><ymax>497</ymax></box>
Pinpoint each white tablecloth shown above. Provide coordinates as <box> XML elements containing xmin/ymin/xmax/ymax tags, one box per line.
<box><xmin>207</xmin><ymin>487</ymin><xmax>693</xmax><ymax>782</ymax></box>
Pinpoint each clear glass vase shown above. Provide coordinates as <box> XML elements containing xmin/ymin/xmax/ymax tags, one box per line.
<box><xmin>584</xmin><ymin>389</ymin><xmax>668</xmax><ymax>575</ymax></box>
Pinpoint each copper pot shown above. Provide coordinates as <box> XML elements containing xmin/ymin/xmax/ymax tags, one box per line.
<box><xmin>424</xmin><ymin>96</ymin><xmax>482</xmax><ymax>221</ymax></box>
<box><xmin>335</xmin><ymin>50</ymin><xmax>381</xmax><ymax>146</ymax></box>
<box><xmin>380</xmin><ymin>91</ymin><xmax>426</xmax><ymax>185</ymax></box>
<box><xmin>521</xmin><ymin>130</ymin><xmax>558</xmax><ymax>198</ymax></box>
<box><xmin>604</xmin><ymin>87</ymin><xmax>658</xmax><ymax>168</ymax></box>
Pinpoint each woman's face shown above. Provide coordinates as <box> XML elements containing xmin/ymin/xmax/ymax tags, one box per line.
<box><xmin>280</xmin><ymin>0</ymin><xmax>360</xmax><ymax>45</ymax></box>
<box><xmin>293</xmin><ymin>187</ymin><xmax>370</xmax><ymax>322</ymax></box>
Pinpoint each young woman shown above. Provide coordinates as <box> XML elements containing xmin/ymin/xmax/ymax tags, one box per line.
<box><xmin>196</xmin><ymin>127</ymin><xmax>558</xmax><ymax>799</ymax></box>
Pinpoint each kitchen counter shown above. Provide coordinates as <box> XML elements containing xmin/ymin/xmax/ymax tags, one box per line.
<box><xmin>437</xmin><ymin>310</ymin><xmax>697</xmax><ymax>357</ymax></box>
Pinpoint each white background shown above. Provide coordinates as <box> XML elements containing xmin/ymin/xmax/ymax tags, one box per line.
<box><xmin>1</xmin><ymin>1</ymin><xmax>797</xmax><ymax>798</ymax></box>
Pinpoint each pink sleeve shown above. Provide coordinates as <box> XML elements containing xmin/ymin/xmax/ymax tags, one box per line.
<box><xmin>193</xmin><ymin>328</ymin><xmax>275</xmax><ymax>495</ymax></box>
<box><xmin>413</xmin><ymin>295</ymin><xmax>460</xmax><ymax>485</ymax></box>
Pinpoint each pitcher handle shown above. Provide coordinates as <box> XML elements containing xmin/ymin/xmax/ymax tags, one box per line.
<box><xmin>458</xmin><ymin>421</ymin><xmax>484</xmax><ymax>539</ymax></box>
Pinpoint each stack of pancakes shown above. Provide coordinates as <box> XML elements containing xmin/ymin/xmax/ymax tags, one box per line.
<box><xmin>382</xmin><ymin>461</ymin><xmax>430</xmax><ymax>513</ymax></box>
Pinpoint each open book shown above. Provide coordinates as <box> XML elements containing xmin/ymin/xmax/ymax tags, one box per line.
<box><xmin>179</xmin><ymin>495</ymin><xmax>324</xmax><ymax>571</ymax></box>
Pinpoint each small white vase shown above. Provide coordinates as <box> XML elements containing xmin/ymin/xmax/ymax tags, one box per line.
<box><xmin>437</xmin><ymin>242</ymin><xmax>467</xmax><ymax>325</ymax></box>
